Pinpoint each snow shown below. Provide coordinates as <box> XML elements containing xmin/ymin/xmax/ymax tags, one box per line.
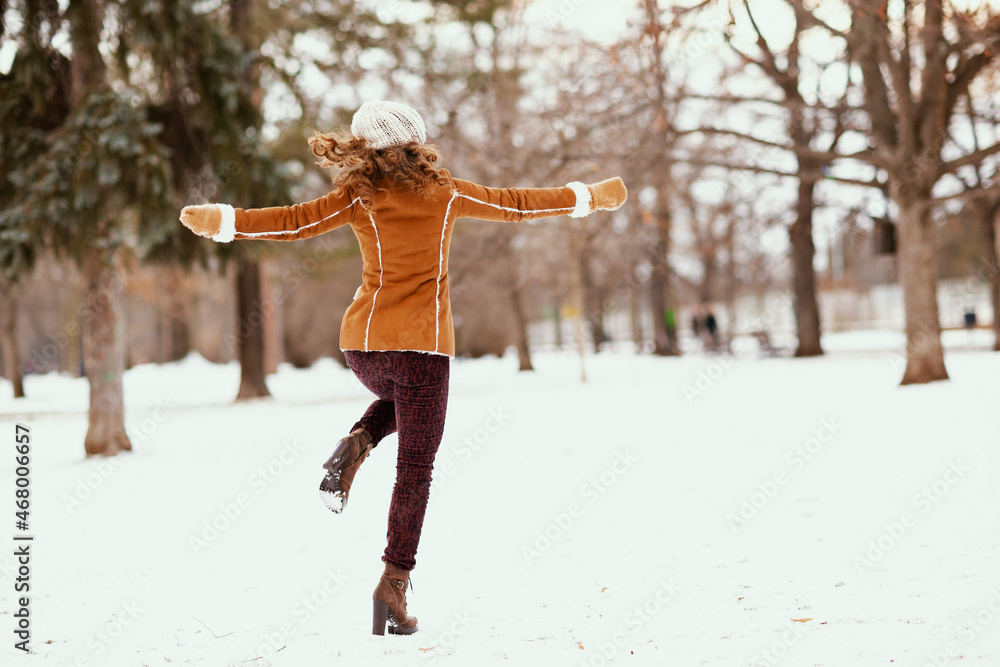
<box><xmin>1</xmin><ymin>332</ymin><xmax>999</xmax><ymax>666</ymax></box>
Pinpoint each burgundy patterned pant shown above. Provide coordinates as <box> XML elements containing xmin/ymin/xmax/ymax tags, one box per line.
<box><xmin>345</xmin><ymin>350</ymin><xmax>450</xmax><ymax>572</ymax></box>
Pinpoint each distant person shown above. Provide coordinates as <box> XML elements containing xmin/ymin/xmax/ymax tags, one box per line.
<box><xmin>704</xmin><ymin>306</ymin><xmax>719</xmax><ymax>351</ymax></box>
<box><xmin>964</xmin><ymin>308</ymin><xmax>977</xmax><ymax>344</ymax></box>
<box><xmin>964</xmin><ymin>309</ymin><xmax>976</xmax><ymax>330</ymax></box>
<box><xmin>178</xmin><ymin>101</ymin><xmax>628</xmax><ymax>636</ymax></box>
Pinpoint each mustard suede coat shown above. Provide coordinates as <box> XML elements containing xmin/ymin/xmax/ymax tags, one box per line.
<box><xmin>212</xmin><ymin>170</ymin><xmax>591</xmax><ymax>357</ymax></box>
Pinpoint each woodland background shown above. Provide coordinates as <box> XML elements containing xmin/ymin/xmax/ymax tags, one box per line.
<box><xmin>1</xmin><ymin>0</ymin><xmax>998</xmax><ymax>455</ymax></box>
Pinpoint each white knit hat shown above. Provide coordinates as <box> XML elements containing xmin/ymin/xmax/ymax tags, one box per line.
<box><xmin>351</xmin><ymin>101</ymin><xmax>427</xmax><ymax>149</ymax></box>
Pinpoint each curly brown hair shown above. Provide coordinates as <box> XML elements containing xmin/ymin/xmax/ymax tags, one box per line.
<box><xmin>307</xmin><ymin>129</ymin><xmax>450</xmax><ymax>208</ymax></box>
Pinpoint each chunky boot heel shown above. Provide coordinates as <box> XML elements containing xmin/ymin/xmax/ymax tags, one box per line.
<box><xmin>318</xmin><ymin>428</ymin><xmax>373</xmax><ymax>513</ymax></box>
<box><xmin>372</xmin><ymin>562</ymin><xmax>418</xmax><ymax>635</ymax></box>
<box><xmin>372</xmin><ymin>599</ymin><xmax>390</xmax><ymax>636</ymax></box>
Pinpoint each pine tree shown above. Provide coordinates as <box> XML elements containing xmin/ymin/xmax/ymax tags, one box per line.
<box><xmin>105</xmin><ymin>0</ymin><xmax>295</xmax><ymax>399</ymax></box>
<box><xmin>1</xmin><ymin>0</ymin><xmax>292</xmax><ymax>453</ymax></box>
<box><xmin>16</xmin><ymin>0</ymin><xmax>174</xmax><ymax>455</ymax></box>
<box><xmin>0</xmin><ymin>0</ymin><xmax>71</xmax><ymax>397</ymax></box>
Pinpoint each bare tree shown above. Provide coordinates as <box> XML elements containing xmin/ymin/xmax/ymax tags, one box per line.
<box><xmin>722</xmin><ymin>1</ymin><xmax>851</xmax><ymax>357</ymax></box>
<box><xmin>675</xmin><ymin>171</ymin><xmax>740</xmax><ymax>308</ymax></box>
<box><xmin>975</xmin><ymin>195</ymin><xmax>1000</xmax><ymax>350</ymax></box>
<box><xmin>638</xmin><ymin>0</ymin><xmax>682</xmax><ymax>355</ymax></box>
<box><xmin>843</xmin><ymin>0</ymin><xmax>1000</xmax><ymax>382</ymax></box>
<box><xmin>677</xmin><ymin>0</ymin><xmax>861</xmax><ymax>356</ymax></box>
<box><xmin>686</xmin><ymin>0</ymin><xmax>999</xmax><ymax>380</ymax></box>
<box><xmin>996</xmin><ymin>204</ymin><xmax>1000</xmax><ymax>349</ymax></box>
<box><xmin>955</xmin><ymin>90</ymin><xmax>1000</xmax><ymax>351</ymax></box>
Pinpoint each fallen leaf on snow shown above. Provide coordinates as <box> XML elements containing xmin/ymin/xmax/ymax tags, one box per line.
<box><xmin>791</xmin><ymin>618</ymin><xmax>813</xmax><ymax>623</ymax></box>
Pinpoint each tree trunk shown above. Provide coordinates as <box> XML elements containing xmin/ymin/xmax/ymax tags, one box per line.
<box><xmin>568</xmin><ymin>225</ymin><xmax>587</xmax><ymax>382</ymax></box>
<box><xmin>169</xmin><ymin>311</ymin><xmax>189</xmax><ymax>362</ymax></box>
<box><xmin>261</xmin><ymin>267</ymin><xmax>283</xmax><ymax>374</ymax></box>
<box><xmin>988</xmin><ymin>203</ymin><xmax>1000</xmax><ymax>351</ymax></box>
<box><xmin>723</xmin><ymin>227</ymin><xmax>738</xmax><ymax>343</ymax></box>
<box><xmin>509</xmin><ymin>285</ymin><xmax>534</xmax><ymax>372</ymax></box>
<box><xmin>82</xmin><ymin>247</ymin><xmax>132</xmax><ymax>456</ymax></box>
<box><xmin>650</xmin><ymin>187</ymin><xmax>679</xmax><ymax>356</ymax></box>
<box><xmin>648</xmin><ymin>263</ymin><xmax>675</xmax><ymax>356</ymax></box>
<box><xmin>553</xmin><ymin>300</ymin><xmax>564</xmax><ymax>349</ymax></box>
<box><xmin>230</xmin><ymin>0</ymin><xmax>263</xmax><ymax>105</ymax></box>
<box><xmin>641</xmin><ymin>0</ymin><xmax>678</xmax><ymax>357</ymax></box>
<box><xmin>158</xmin><ymin>293</ymin><xmax>189</xmax><ymax>363</ymax></box>
<box><xmin>895</xmin><ymin>194</ymin><xmax>949</xmax><ymax>384</ymax></box>
<box><xmin>64</xmin><ymin>289</ymin><xmax>83</xmax><ymax>376</ymax></box>
<box><xmin>579</xmin><ymin>251</ymin><xmax>608</xmax><ymax>352</ymax></box>
<box><xmin>235</xmin><ymin>258</ymin><xmax>271</xmax><ymax>399</ymax></box>
<box><xmin>156</xmin><ymin>306</ymin><xmax>166</xmax><ymax>364</ymax></box>
<box><xmin>166</xmin><ymin>267</ymin><xmax>190</xmax><ymax>362</ymax></box>
<box><xmin>0</xmin><ymin>281</ymin><xmax>25</xmax><ymax>398</ymax></box>
<box><xmin>228</xmin><ymin>0</ymin><xmax>269</xmax><ymax>397</ymax></box>
<box><xmin>630</xmin><ymin>287</ymin><xmax>643</xmax><ymax>351</ymax></box>
<box><xmin>648</xmin><ymin>271</ymin><xmax>664</xmax><ymax>352</ymax></box>
<box><xmin>699</xmin><ymin>248</ymin><xmax>715</xmax><ymax>306</ymax></box>
<box><xmin>790</xmin><ymin>178</ymin><xmax>823</xmax><ymax>356</ymax></box>
<box><xmin>585</xmin><ymin>301</ymin><xmax>609</xmax><ymax>352</ymax></box>
<box><xmin>67</xmin><ymin>0</ymin><xmax>106</xmax><ymax>107</ymax></box>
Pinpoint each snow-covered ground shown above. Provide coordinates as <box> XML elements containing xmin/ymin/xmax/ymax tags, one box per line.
<box><xmin>1</xmin><ymin>331</ymin><xmax>999</xmax><ymax>667</ymax></box>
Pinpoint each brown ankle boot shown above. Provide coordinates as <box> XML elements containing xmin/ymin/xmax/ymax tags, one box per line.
<box><xmin>318</xmin><ymin>427</ymin><xmax>373</xmax><ymax>513</ymax></box>
<box><xmin>372</xmin><ymin>562</ymin><xmax>418</xmax><ymax>635</ymax></box>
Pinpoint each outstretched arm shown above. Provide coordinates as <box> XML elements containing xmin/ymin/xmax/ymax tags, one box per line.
<box><xmin>179</xmin><ymin>191</ymin><xmax>360</xmax><ymax>242</ymax></box>
<box><xmin>452</xmin><ymin>177</ymin><xmax>627</xmax><ymax>223</ymax></box>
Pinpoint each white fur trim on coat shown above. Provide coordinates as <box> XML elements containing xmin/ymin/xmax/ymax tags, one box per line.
<box><xmin>212</xmin><ymin>204</ymin><xmax>237</xmax><ymax>242</ymax></box>
<box><xmin>435</xmin><ymin>192</ymin><xmax>458</xmax><ymax>352</ymax></box>
<box><xmin>363</xmin><ymin>211</ymin><xmax>384</xmax><ymax>351</ymax></box>
<box><xmin>341</xmin><ymin>347</ymin><xmax>451</xmax><ymax>357</ymax></box>
<box><xmin>567</xmin><ymin>182</ymin><xmax>591</xmax><ymax>218</ymax></box>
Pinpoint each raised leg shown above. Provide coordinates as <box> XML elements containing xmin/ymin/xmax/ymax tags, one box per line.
<box><xmin>353</xmin><ymin>399</ymin><xmax>396</xmax><ymax>445</ymax></box>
